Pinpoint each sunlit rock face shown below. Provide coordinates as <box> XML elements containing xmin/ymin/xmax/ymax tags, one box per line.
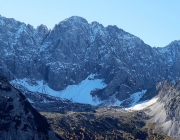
<box><xmin>0</xmin><ymin>15</ymin><xmax>180</xmax><ymax>102</ymax></box>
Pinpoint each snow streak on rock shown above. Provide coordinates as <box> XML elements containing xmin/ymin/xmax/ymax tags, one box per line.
<box><xmin>126</xmin><ymin>98</ymin><xmax>158</xmax><ymax>111</ymax></box>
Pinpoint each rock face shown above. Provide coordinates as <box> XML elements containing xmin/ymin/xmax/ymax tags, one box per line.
<box><xmin>0</xmin><ymin>74</ymin><xmax>64</xmax><ymax>140</ymax></box>
<box><xmin>0</xmin><ymin>15</ymin><xmax>180</xmax><ymax>102</ymax></box>
<box><xmin>146</xmin><ymin>80</ymin><xmax>180</xmax><ymax>139</ymax></box>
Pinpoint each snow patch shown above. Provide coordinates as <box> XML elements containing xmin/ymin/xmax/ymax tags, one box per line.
<box><xmin>129</xmin><ymin>90</ymin><xmax>147</xmax><ymax>106</ymax></box>
<box><xmin>118</xmin><ymin>90</ymin><xmax>147</xmax><ymax>107</ymax></box>
<box><xmin>11</xmin><ymin>74</ymin><xmax>106</xmax><ymax>105</ymax></box>
<box><xmin>40</xmin><ymin>42</ymin><xmax>50</xmax><ymax>52</ymax></box>
<box><xmin>58</xmin><ymin>74</ymin><xmax>106</xmax><ymax>105</ymax></box>
<box><xmin>126</xmin><ymin>97</ymin><xmax>158</xmax><ymax>111</ymax></box>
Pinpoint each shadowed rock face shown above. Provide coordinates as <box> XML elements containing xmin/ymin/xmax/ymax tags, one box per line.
<box><xmin>0</xmin><ymin>74</ymin><xmax>64</xmax><ymax>140</ymax></box>
<box><xmin>0</xmin><ymin>15</ymin><xmax>180</xmax><ymax>101</ymax></box>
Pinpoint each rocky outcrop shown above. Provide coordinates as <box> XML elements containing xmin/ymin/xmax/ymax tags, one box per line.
<box><xmin>0</xmin><ymin>74</ymin><xmax>64</xmax><ymax>140</ymax></box>
<box><xmin>146</xmin><ymin>80</ymin><xmax>180</xmax><ymax>139</ymax></box>
<box><xmin>0</xmin><ymin>15</ymin><xmax>180</xmax><ymax>102</ymax></box>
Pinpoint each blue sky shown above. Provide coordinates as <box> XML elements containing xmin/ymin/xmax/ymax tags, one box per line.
<box><xmin>0</xmin><ymin>0</ymin><xmax>179</xmax><ymax>47</ymax></box>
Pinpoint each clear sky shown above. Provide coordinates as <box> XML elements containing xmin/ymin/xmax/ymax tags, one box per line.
<box><xmin>0</xmin><ymin>0</ymin><xmax>179</xmax><ymax>47</ymax></box>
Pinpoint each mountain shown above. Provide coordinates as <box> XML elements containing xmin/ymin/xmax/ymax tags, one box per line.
<box><xmin>0</xmin><ymin>15</ymin><xmax>180</xmax><ymax>103</ymax></box>
<box><xmin>1</xmin><ymin>15</ymin><xmax>180</xmax><ymax>139</ymax></box>
<box><xmin>1</xmin><ymin>15</ymin><xmax>180</xmax><ymax>106</ymax></box>
<box><xmin>0</xmin><ymin>74</ymin><xmax>64</xmax><ymax>140</ymax></box>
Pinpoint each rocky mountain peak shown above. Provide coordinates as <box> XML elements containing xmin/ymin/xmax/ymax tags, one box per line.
<box><xmin>57</xmin><ymin>16</ymin><xmax>89</xmax><ymax>29</ymax></box>
<box><xmin>168</xmin><ymin>40</ymin><xmax>180</xmax><ymax>46</ymax></box>
<box><xmin>90</xmin><ymin>21</ymin><xmax>104</xmax><ymax>30</ymax></box>
<box><xmin>36</xmin><ymin>24</ymin><xmax>49</xmax><ymax>40</ymax></box>
<box><xmin>1</xmin><ymin>15</ymin><xmax>180</xmax><ymax>106</ymax></box>
<box><xmin>63</xmin><ymin>16</ymin><xmax>89</xmax><ymax>23</ymax></box>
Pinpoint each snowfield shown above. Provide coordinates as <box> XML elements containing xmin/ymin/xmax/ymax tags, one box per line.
<box><xmin>11</xmin><ymin>74</ymin><xmax>157</xmax><ymax>108</ymax></box>
<box><xmin>11</xmin><ymin>74</ymin><xmax>107</xmax><ymax>105</ymax></box>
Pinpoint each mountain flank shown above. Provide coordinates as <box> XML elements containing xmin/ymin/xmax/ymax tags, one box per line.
<box><xmin>0</xmin><ymin>74</ymin><xmax>64</xmax><ymax>140</ymax></box>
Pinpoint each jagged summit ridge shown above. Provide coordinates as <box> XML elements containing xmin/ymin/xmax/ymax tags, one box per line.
<box><xmin>63</xmin><ymin>16</ymin><xmax>89</xmax><ymax>24</ymax></box>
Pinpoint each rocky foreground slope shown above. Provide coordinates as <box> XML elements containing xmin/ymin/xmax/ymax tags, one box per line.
<box><xmin>145</xmin><ymin>80</ymin><xmax>180</xmax><ymax>139</ymax></box>
<box><xmin>0</xmin><ymin>74</ymin><xmax>64</xmax><ymax>140</ymax></box>
<box><xmin>0</xmin><ymin>15</ymin><xmax>180</xmax><ymax>103</ymax></box>
<box><xmin>40</xmin><ymin>107</ymin><xmax>174</xmax><ymax>140</ymax></box>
